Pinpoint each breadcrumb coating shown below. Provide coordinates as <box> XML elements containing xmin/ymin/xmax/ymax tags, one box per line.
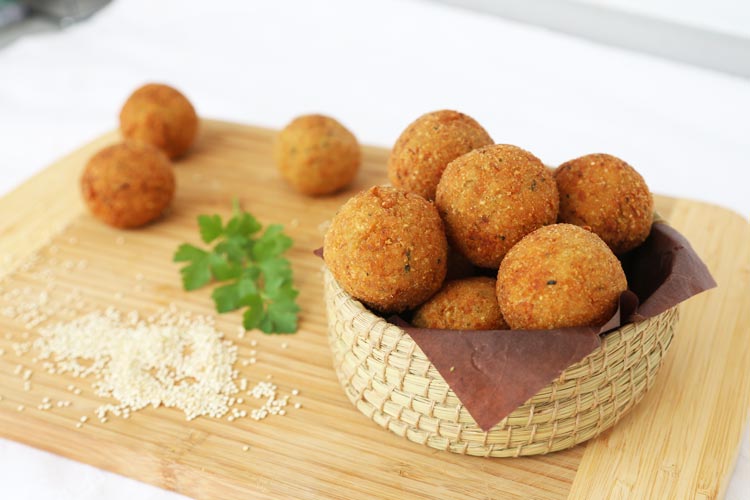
<box><xmin>324</xmin><ymin>186</ymin><xmax>447</xmax><ymax>313</ymax></box>
<box><xmin>496</xmin><ymin>224</ymin><xmax>627</xmax><ymax>329</ymax></box>
<box><xmin>412</xmin><ymin>277</ymin><xmax>508</xmax><ymax>330</ymax></box>
<box><xmin>388</xmin><ymin>110</ymin><xmax>492</xmax><ymax>201</ymax></box>
<box><xmin>274</xmin><ymin>114</ymin><xmax>360</xmax><ymax>196</ymax></box>
<box><xmin>436</xmin><ymin>144</ymin><xmax>558</xmax><ymax>268</ymax></box>
<box><xmin>120</xmin><ymin>83</ymin><xmax>198</xmax><ymax>159</ymax></box>
<box><xmin>80</xmin><ymin>142</ymin><xmax>175</xmax><ymax>228</ymax></box>
<box><xmin>555</xmin><ymin>153</ymin><xmax>653</xmax><ymax>254</ymax></box>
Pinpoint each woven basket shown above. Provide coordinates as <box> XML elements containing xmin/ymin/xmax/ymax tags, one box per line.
<box><xmin>324</xmin><ymin>266</ymin><xmax>679</xmax><ymax>457</ymax></box>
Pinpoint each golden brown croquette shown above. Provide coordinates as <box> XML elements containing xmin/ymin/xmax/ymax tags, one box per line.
<box><xmin>555</xmin><ymin>153</ymin><xmax>653</xmax><ymax>254</ymax></box>
<box><xmin>80</xmin><ymin>142</ymin><xmax>175</xmax><ymax>228</ymax></box>
<box><xmin>496</xmin><ymin>224</ymin><xmax>627</xmax><ymax>329</ymax></box>
<box><xmin>412</xmin><ymin>277</ymin><xmax>508</xmax><ymax>330</ymax></box>
<box><xmin>119</xmin><ymin>83</ymin><xmax>198</xmax><ymax>160</ymax></box>
<box><xmin>387</xmin><ymin>110</ymin><xmax>493</xmax><ymax>201</ymax></box>
<box><xmin>324</xmin><ymin>186</ymin><xmax>447</xmax><ymax>313</ymax></box>
<box><xmin>274</xmin><ymin>114</ymin><xmax>360</xmax><ymax>196</ymax></box>
<box><xmin>435</xmin><ymin>144</ymin><xmax>558</xmax><ymax>269</ymax></box>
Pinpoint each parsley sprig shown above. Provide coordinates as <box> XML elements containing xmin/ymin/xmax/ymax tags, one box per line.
<box><xmin>173</xmin><ymin>200</ymin><xmax>300</xmax><ymax>334</ymax></box>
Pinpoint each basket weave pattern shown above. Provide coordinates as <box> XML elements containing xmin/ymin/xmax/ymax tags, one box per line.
<box><xmin>324</xmin><ymin>267</ymin><xmax>679</xmax><ymax>457</ymax></box>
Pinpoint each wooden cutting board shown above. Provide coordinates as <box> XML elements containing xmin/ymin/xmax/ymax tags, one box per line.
<box><xmin>0</xmin><ymin>120</ymin><xmax>748</xmax><ymax>500</ymax></box>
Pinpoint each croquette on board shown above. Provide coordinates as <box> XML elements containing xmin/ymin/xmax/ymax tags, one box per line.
<box><xmin>274</xmin><ymin>114</ymin><xmax>360</xmax><ymax>196</ymax></box>
<box><xmin>496</xmin><ymin>223</ymin><xmax>627</xmax><ymax>330</ymax></box>
<box><xmin>120</xmin><ymin>83</ymin><xmax>198</xmax><ymax>160</ymax></box>
<box><xmin>555</xmin><ymin>153</ymin><xmax>653</xmax><ymax>255</ymax></box>
<box><xmin>324</xmin><ymin>186</ymin><xmax>447</xmax><ymax>313</ymax></box>
<box><xmin>412</xmin><ymin>276</ymin><xmax>508</xmax><ymax>330</ymax></box>
<box><xmin>436</xmin><ymin>144</ymin><xmax>559</xmax><ymax>269</ymax></box>
<box><xmin>387</xmin><ymin>110</ymin><xmax>492</xmax><ymax>201</ymax></box>
<box><xmin>80</xmin><ymin>142</ymin><xmax>176</xmax><ymax>228</ymax></box>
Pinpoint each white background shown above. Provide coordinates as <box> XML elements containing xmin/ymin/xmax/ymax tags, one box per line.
<box><xmin>0</xmin><ymin>0</ymin><xmax>748</xmax><ymax>498</ymax></box>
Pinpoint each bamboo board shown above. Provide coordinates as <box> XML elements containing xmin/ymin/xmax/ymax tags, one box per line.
<box><xmin>0</xmin><ymin>120</ymin><xmax>747</xmax><ymax>499</ymax></box>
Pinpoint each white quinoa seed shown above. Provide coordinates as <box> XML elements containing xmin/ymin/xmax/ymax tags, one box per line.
<box><xmin>294</xmin><ymin>403</ymin><xmax>302</xmax><ymax>409</ymax></box>
<box><xmin>33</xmin><ymin>307</ymin><xmax>239</xmax><ymax>421</ymax></box>
<box><xmin>242</xmin><ymin>445</ymin><xmax>250</xmax><ymax>452</ymax></box>
<box><xmin>17</xmin><ymin>405</ymin><xmax>24</xmax><ymax>412</ymax></box>
<box><xmin>291</xmin><ymin>389</ymin><xmax>299</xmax><ymax>396</ymax></box>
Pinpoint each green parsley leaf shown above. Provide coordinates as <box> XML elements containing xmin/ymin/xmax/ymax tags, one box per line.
<box><xmin>173</xmin><ymin>244</ymin><xmax>212</xmax><ymax>291</ymax></box>
<box><xmin>173</xmin><ymin>200</ymin><xmax>300</xmax><ymax>334</ymax></box>
<box><xmin>198</xmin><ymin>215</ymin><xmax>223</xmax><ymax>243</ymax></box>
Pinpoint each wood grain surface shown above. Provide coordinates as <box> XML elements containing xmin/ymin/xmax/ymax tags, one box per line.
<box><xmin>0</xmin><ymin>120</ymin><xmax>747</xmax><ymax>499</ymax></box>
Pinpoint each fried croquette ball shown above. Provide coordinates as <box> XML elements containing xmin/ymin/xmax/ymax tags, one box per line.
<box><xmin>412</xmin><ymin>277</ymin><xmax>508</xmax><ymax>330</ymax></box>
<box><xmin>435</xmin><ymin>144</ymin><xmax>558</xmax><ymax>268</ymax></box>
<box><xmin>387</xmin><ymin>110</ymin><xmax>493</xmax><ymax>201</ymax></box>
<box><xmin>324</xmin><ymin>186</ymin><xmax>447</xmax><ymax>313</ymax></box>
<box><xmin>274</xmin><ymin>114</ymin><xmax>360</xmax><ymax>196</ymax></box>
<box><xmin>496</xmin><ymin>224</ymin><xmax>627</xmax><ymax>329</ymax></box>
<box><xmin>119</xmin><ymin>83</ymin><xmax>198</xmax><ymax>159</ymax></box>
<box><xmin>80</xmin><ymin>142</ymin><xmax>175</xmax><ymax>228</ymax></box>
<box><xmin>555</xmin><ymin>153</ymin><xmax>653</xmax><ymax>254</ymax></box>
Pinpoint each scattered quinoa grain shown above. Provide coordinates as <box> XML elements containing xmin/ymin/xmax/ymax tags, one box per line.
<box><xmin>17</xmin><ymin>405</ymin><xmax>24</xmax><ymax>412</ymax></box>
<box><xmin>291</xmin><ymin>389</ymin><xmax>299</xmax><ymax>396</ymax></box>
<box><xmin>33</xmin><ymin>307</ymin><xmax>239</xmax><ymax>421</ymax></box>
<box><xmin>294</xmin><ymin>403</ymin><xmax>302</xmax><ymax>409</ymax></box>
<box><xmin>242</xmin><ymin>445</ymin><xmax>250</xmax><ymax>452</ymax></box>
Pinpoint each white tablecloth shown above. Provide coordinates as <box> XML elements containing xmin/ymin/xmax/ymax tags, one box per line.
<box><xmin>0</xmin><ymin>0</ymin><xmax>748</xmax><ymax>498</ymax></box>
